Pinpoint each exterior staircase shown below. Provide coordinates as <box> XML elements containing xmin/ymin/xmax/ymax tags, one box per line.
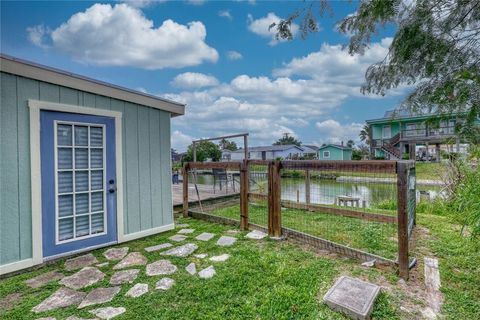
<box><xmin>381</xmin><ymin>133</ymin><xmax>401</xmax><ymax>159</ymax></box>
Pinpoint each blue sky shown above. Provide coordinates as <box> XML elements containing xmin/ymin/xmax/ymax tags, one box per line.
<box><xmin>1</xmin><ymin>0</ymin><xmax>408</xmax><ymax>151</ymax></box>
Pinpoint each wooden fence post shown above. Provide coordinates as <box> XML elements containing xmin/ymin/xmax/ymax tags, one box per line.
<box><xmin>240</xmin><ymin>160</ymin><xmax>249</xmax><ymax>230</ymax></box>
<box><xmin>268</xmin><ymin>160</ymin><xmax>282</xmax><ymax>237</ymax></box>
<box><xmin>305</xmin><ymin>169</ymin><xmax>311</xmax><ymax>205</ymax></box>
<box><xmin>397</xmin><ymin>161</ymin><xmax>409</xmax><ymax>280</ymax></box>
<box><xmin>182</xmin><ymin>164</ymin><xmax>189</xmax><ymax>218</ymax></box>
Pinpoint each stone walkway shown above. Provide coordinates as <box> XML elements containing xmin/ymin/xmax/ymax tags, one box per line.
<box><xmin>28</xmin><ymin>224</ymin><xmax>267</xmax><ymax>319</ymax></box>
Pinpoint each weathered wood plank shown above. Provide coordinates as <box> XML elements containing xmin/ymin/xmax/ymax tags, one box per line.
<box><xmin>281</xmin><ymin>160</ymin><xmax>397</xmax><ymax>173</ymax></box>
<box><xmin>239</xmin><ymin>160</ymin><xmax>249</xmax><ymax>230</ymax></box>
<box><xmin>397</xmin><ymin>161</ymin><xmax>409</xmax><ymax>280</ymax></box>
<box><xmin>188</xmin><ymin>162</ymin><xmax>241</xmax><ymax>170</ymax></box>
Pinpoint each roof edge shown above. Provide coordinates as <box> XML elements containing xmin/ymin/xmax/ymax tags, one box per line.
<box><xmin>0</xmin><ymin>54</ymin><xmax>185</xmax><ymax>117</ymax></box>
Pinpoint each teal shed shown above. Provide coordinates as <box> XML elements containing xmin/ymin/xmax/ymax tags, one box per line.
<box><xmin>318</xmin><ymin>144</ymin><xmax>352</xmax><ymax>160</ymax></box>
<box><xmin>0</xmin><ymin>55</ymin><xmax>185</xmax><ymax>275</ymax></box>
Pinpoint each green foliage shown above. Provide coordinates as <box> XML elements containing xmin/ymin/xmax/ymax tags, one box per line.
<box><xmin>183</xmin><ymin>141</ymin><xmax>222</xmax><ymax>162</ymax></box>
<box><xmin>276</xmin><ymin>0</ymin><xmax>480</xmax><ymax>134</ymax></box>
<box><xmin>273</xmin><ymin>133</ymin><xmax>302</xmax><ymax>146</ymax></box>
<box><xmin>359</xmin><ymin>123</ymin><xmax>372</xmax><ymax>146</ymax></box>
<box><xmin>218</xmin><ymin>138</ymin><xmax>238</xmax><ymax>151</ymax></box>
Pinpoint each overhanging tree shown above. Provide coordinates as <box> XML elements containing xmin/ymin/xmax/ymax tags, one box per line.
<box><xmin>183</xmin><ymin>141</ymin><xmax>222</xmax><ymax>162</ymax></box>
<box><xmin>273</xmin><ymin>133</ymin><xmax>302</xmax><ymax>146</ymax></box>
<box><xmin>272</xmin><ymin>0</ymin><xmax>480</xmax><ymax>141</ymax></box>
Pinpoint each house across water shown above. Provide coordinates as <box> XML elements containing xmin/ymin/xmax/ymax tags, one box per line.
<box><xmin>366</xmin><ymin>109</ymin><xmax>473</xmax><ymax>160</ymax></box>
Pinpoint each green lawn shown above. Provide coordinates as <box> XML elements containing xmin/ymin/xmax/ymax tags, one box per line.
<box><xmin>1</xmin><ymin>213</ymin><xmax>478</xmax><ymax>319</ymax></box>
<box><xmin>210</xmin><ymin>203</ymin><xmax>399</xmax><ymax>260</ymax></box>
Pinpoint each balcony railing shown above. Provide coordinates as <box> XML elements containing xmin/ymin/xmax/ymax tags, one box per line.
<box><xmin>401</xmin><ymin>126</ymin><xmax>456</xmax><ymax>138</ymax></box>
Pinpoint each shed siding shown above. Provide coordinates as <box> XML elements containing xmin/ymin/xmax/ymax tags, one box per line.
<box><xmin>0</xmin><ymin>72</ymin><xmax>173</xmax><ymax>266</ymax></box>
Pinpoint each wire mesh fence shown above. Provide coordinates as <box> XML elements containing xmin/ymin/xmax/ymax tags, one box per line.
<box><xmin>182</xmin><ymin>160</ymin><xmax>416</xmax><ymax>279</ymax></box>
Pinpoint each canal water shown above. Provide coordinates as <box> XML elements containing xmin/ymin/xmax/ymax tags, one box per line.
<box><xmin>187</xmin><ymin>173</ymin><xmax>441</xmax><ymax>208</ymax></box>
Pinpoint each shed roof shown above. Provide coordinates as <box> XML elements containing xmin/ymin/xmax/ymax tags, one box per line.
<box><xmin>318</xmin><ymin>144</ymin><xmax>352</xmax><ymax>151</ymax></box>
<box><xmin>0</xmin><ymin>54</ymin><xmax>185</xmax><ymax>117</ymax></box>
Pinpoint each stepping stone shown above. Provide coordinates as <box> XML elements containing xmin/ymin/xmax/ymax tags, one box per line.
<box><xmin>176</xmin><ymin>223</ymin><xmax>189</xmax><ymax>228</ymax></box>
<box><xmin>90</xmin><ymin>306</ymin><xmax>126</xmax><ymax>319</ymax></box>
<box><xmin>26</xmin><ymin>271</ymin><xmax>64</xmax><ymax>288</ymax></box>
<box><xmin>186</xmin><ymin>263</ymin><xmax>196</xmax><ymax>275</ymax></box>
<box><xmin>60</xmin><ymin>267</ymin><xmax>104</xmax><ymax>290</ymax></box>
<box><xmin>96</xmin><ymin>262</ymin><xmax>109</xmax><ymax>268</ymax></box>
<box><xmin>216</xmin><ymin>236</ymin><xmax>237</xmax><ymax>247</ymax></box>
<box><xmin>245</xmin><ymin>230</ymin><xmax>267</xmax><ymax>240</ymax></box>
<box><xmin>113</xmin><ymin>252</ymin><xmax>147</xmax><ymax>270</ymax></box>
<box><xmin>161</xmin><ymin>243</ymin><xmax>198</xmax><ymax>258</ymax></box>
<box><xmin>209</xmin><ymin>254</ymin><xmax>230</xmax><ymax>262</ymax></box>
<box><xmin>125</xmin><ymin>283</ymin><xmax>148</xmax><ymax>298</ymax></box>
<box><xmin>193</xmin><ymin>253</ymin><xmax>208</xmax><ymax>259</ymax></box>
<box><xmin>36</xmin><ymin>317</ymin><xmax>56</xmax><ymax>320</ymax></box>
<box><xmin>323</xmin><ymin>276</ymin><xmax>380</xmax><ymax>320</ymax></box>
<box><xmin>144</xmin><ymin>243</ymin><xmax>173</xmax><ymax>252</ymax></box>
<box><xmin>155</xmin><ymin>277</ymin><xmax>175</xmax><ymax>290</ymax></box>
<box><xmin>198</xmin><ymin>266</ymin><xmax>216</xmax><ymax>279</ymax></box>
<box><xmin>227</xmin><ymin>229</ymin><xmax>240</xmax><ymax>234</ymax></box>
<box><xmin>110</xmin><ymin>269</ymin><xmax>140</xmax><ymax>285</ymax></box>
<box><xmin>177</xmin><ymin>228</ymin><xmax>195</xmax><ymax>234</ymax></box>
<box><xmin>32</xmin><ymin>287</ymin><xmax>86</xmax><ymax>313</ymax></box>
<box><xmin>103</xmin><ymin>247</ymin><xmax>129</xmax><ymax>261</ymax></box>
<box><xmin>169</xmin><ymin>234</ymin><xmax>187</xmax><ymax>242</ymax></box>
<box><xmin>196</xmin><ymin>232</ymin><xmax>215</xmax><ymax>241</ymax></box>
<box><xmin>0</xmin><ymin>292</ymin><xmax>23</xmax><ymax>311</ymax></box>
<box><xmin>64</xmin><ymin>253</ymin><xmax>98</xmax><ymax>271</ymax></box>
<box><xmin>146</xmin><ymin>260</ymin><xmax>177</xmax><ymax>276</ymax></box>
<box><xmin>78</xmin><ymin>286</ymin><xmax>121</xmax><ymax>309</ymax></box>
<box><xmin>65</xmin><ymin>316</ymin><xmax>96</xmax><ymax>320</ymax></box>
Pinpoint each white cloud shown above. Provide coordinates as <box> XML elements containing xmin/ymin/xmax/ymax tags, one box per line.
<box><xmin>171</xmin><ymin>72</ymin><xmax>219</xmax><ymax>89</ymax></box>
<box><xmin>171</xmin><ymin>130</ymin><xmax>194</xmax><ymax>152</ymax></box>
<box><xmin>26</xmin><ymin>24</ymin><xmax>50</xmax><ymax>48</ymax></box>
<box><xmin>218</xmin><ymin>10</ymin><xmax>233</xmax><ymax>20</ymax></box>
<box><xmin>315</xmin><ymin>120</ymin><xmax>363</xmax><ymax>144</ymax></box>
<box><xmin>247</xmin><ymin>12</ymin><xmax>299</xmax><ymax>45</ymax></box>
<box><xmin>28</xmin><ymin>3</ymin><xmax>218</xmax><ymax>69</ymax></box>
<box><xmin>226</xmin><ymin>50</ymin><xmax>243</xmax><ymax>60</ymax></box>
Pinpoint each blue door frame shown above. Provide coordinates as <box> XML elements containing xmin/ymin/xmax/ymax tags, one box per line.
<box><xmin>40</xmin><ymin>110</ymin><xmax>117</xmax><ymax>258</ymax></box>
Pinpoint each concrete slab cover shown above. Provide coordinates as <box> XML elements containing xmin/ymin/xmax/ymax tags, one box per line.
<box><xmin>103</xmin><ymin>247</ymin><xmax>129</xmax><ymax>261</ymax></box>
<box><xmin>195</xmin><ymin>232</ymin><xmax>215</xmax><ymax>241</ymax></box>
<box><xmin>323</xmin><ymin>276</ymin><xmax>380</xmax><ymax>320</ymax></box>
<box><xmin>109</xmin><ymin>269</ymin><xmax>140</xmax><ymax>285</ymax></box>
<box><xmin>216</xmin><ymin>236</ymin><xmax>237</xmax><ymax>247</ymax></box>
<box><xmin>144</xmin><ymin>243</ymin><xmax>173</xmax><ymax>252</ymax></box>
<box><xmin>25</xmin><ymin>271</ymin><xmax>64</xmax><ymax>288</ymax></box>
<box><xmin>64</xmin><ymin>254</ymin><xmax>98</xmax><ymax>271</ymax></box>
<box><xmin>32</xmin><ymin>288</ymin><xmax>86</xmax><ymax>313</ymax></box>
<box><xmin>89</xmin><ymin>307</ymin><xmax>126</xmax><ymax>319</ymax></box>
<box><xmin>113</xmin><ymin>252</ymin><xmax>147</xmax><ymax>270</ymax></box>
<box><xmin>78</xmin><ymin>286</ymin><xmax>121</xmax><ymax>309</ymax></box>
<box><xmin>160</xmin><ymin>243</ymin><xmax>198</xmax><ymax>258</ymax></box>
<box><xmin>125</xmin><ymin>283</ymin><xmax>149</xmax><ymax>298</ymax></box>
<box><xmin>146</xmin><ymin>260</ymin><xmax>178</xmax><ymax>276</ymax></box>
<box><xmin>60</xmin><ymin>267</ymin><xmax>105</xmax><ymax>290</ymax></box>
<box><xmin>169</xmin><ymin>234</ymin><xmax>188</xmax><ymax>242</ymax></box>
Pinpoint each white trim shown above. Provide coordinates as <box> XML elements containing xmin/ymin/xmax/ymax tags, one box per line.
<box><xmin>120</xmin><ymin>224</ymin><xmax>174</xmax><ymax>243</ymax></box>
<box><xmin>323</xmin><ymin>151</ymin><xmax>330</xmax><ymax>159</ymax></box>
<box><xmin>1</xmin><ymin>55</ymin><xmax>185</xmax><ymax>116</ymax></box>
<box><xmin>0</xmin><ymin>258</ymin><xmax>36</xmax><ymax>276</ymax></box>
<box><xmin>27</xmin><ymin>99</ymin><xmax>125</xmax><ymax>274</ymax></box>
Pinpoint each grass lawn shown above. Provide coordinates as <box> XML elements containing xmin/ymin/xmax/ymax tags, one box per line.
<box><xmin>209</xmin><ymin>204</ymin><xmax>398</xmax><ymax>260</ymax></box>
<box><xmin>1</xmin><ymin>213</ymin><xmax>478</xmax><ymax>319</ymax></box>
<box><xmin>414</xmin><ymin>162</ymin><xmax>446</xmax><ymax>180</ymax></box>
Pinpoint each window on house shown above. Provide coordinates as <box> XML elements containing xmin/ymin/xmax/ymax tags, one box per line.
<box><xmin>382</xmin><ymin>125</ymin><xmax>391</xmax><ymax>138</ymax></box>
<box><xmin>323</xmin><ymin>151</ymin><xmax>330</xmax><ymax>158</ymax></box>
